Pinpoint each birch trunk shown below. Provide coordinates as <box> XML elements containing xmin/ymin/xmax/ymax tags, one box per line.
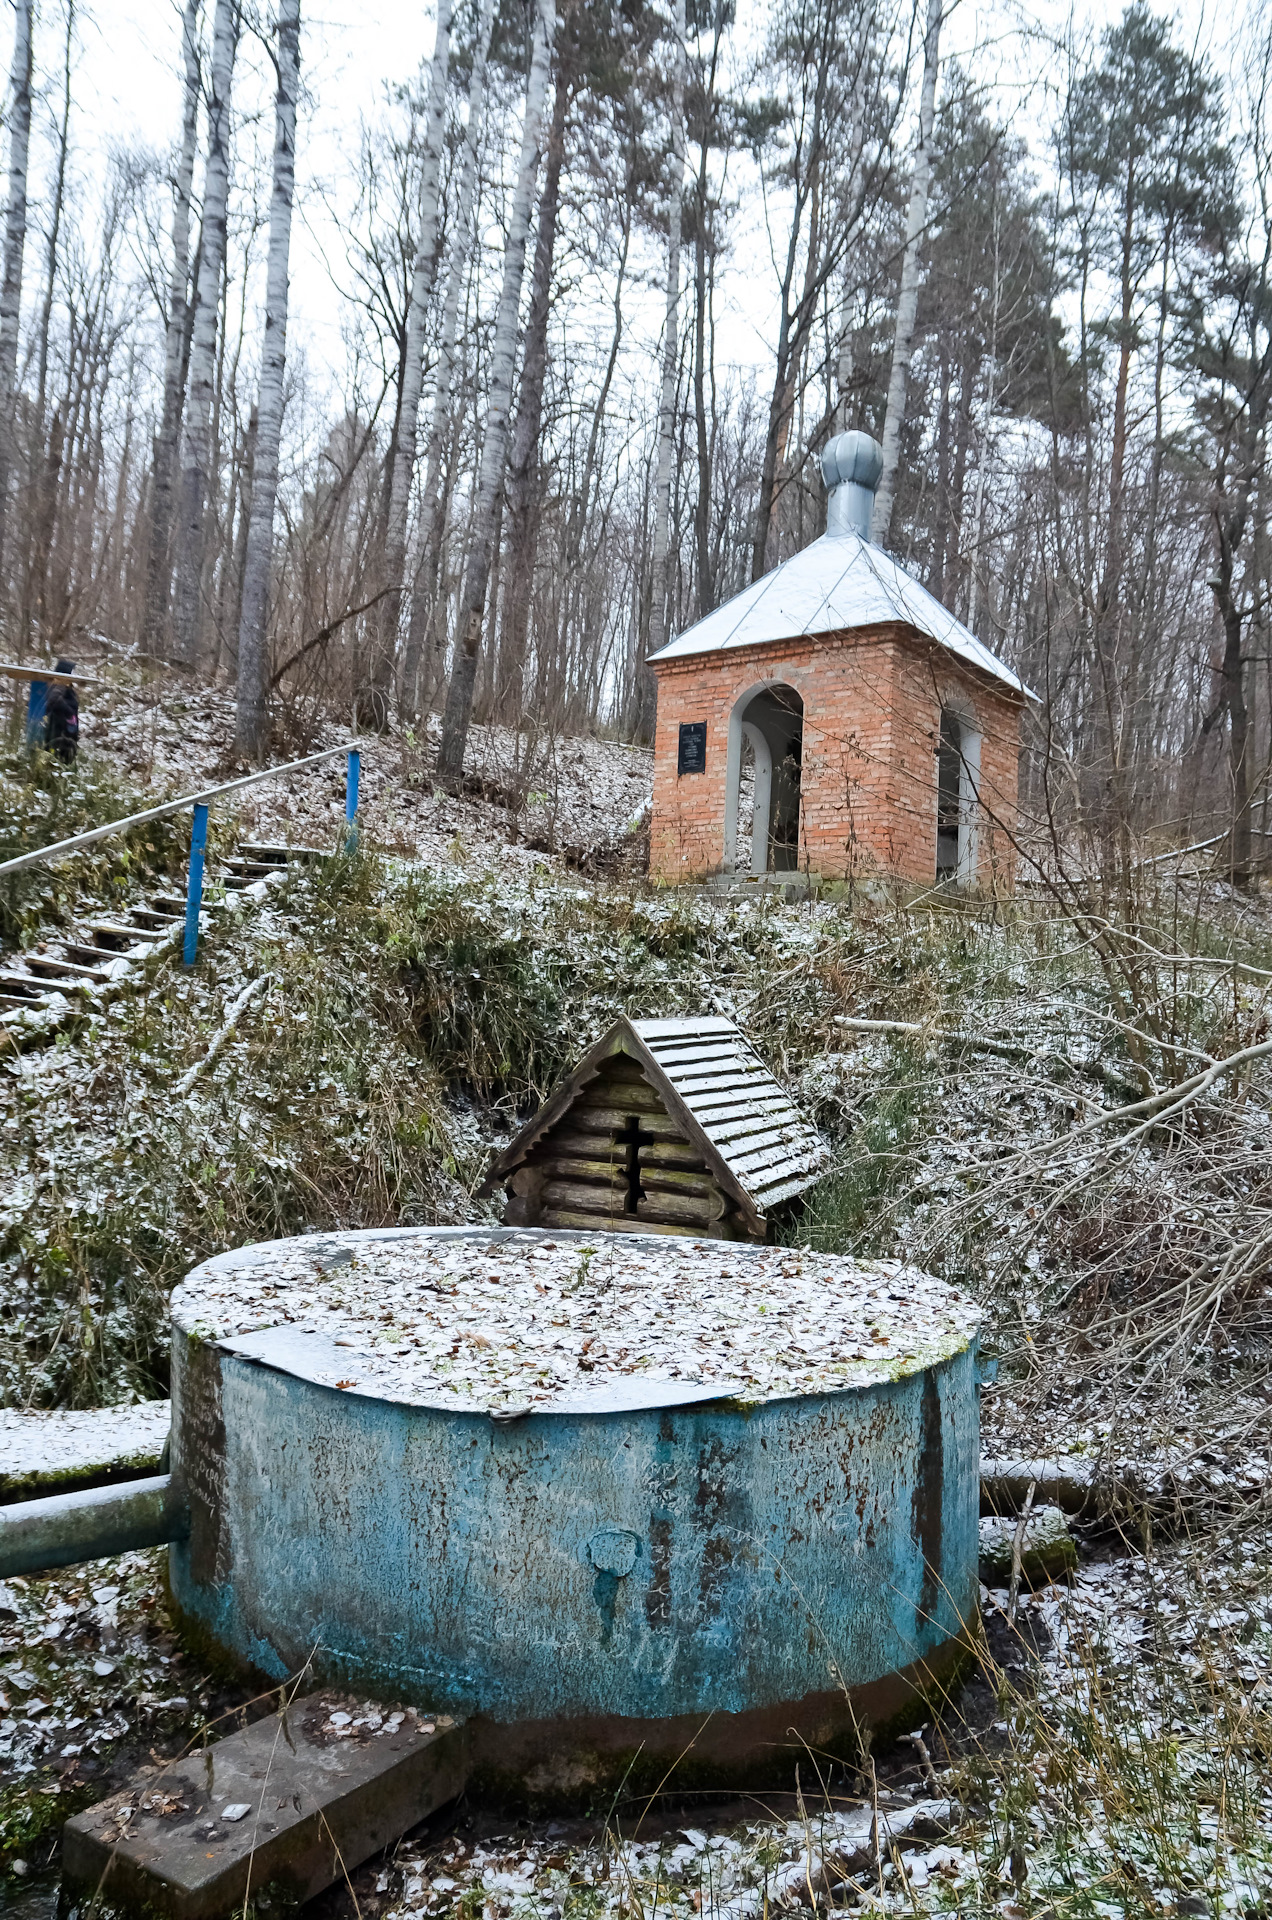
<box><xmin>142</xmin><ymin>0</ymin><xmax>200</xmax><ymax>660</ymax></box>
<box><xmin>0</xmin><ymin>0</ymin><xmax>33</xmax><ymax>585</ymax></box>
<box><xmin>872</xmin><ymin>0</ymin><xmax>941</xmax><ymax>545</ymax></box>
<box><xmin>646</xmin><ymin>0</ymin><xmax>686</xmax><ymax>677</ymax></box>
<box><xmin>491</xmin><ymin>61</ymin><xmax>570</xmax><ymax>725</ymax></box>
<box><xmin>172</xmin><ymin>0</ymin><xmax>239</xmax><ymax>667</ymax></box>
<box><xmin>21</xmin><ymin>0</ymin><xmax>72</xmax><ymax>647</ymax></box>
<box><xmin>358</xmin><ymin>0</ymin><xmax>452</xmax><ymax>726</ymax></box>
<box><xmin>400</xmin><ymin>0</ymin><xmax>496</xmax><ymax>719</ymax></box>
<box><xmin>436</xmin><ymin>0</ymin><xmax>556</xmax><ymax>784</ymax></box>
<box><xmin>235</xmin><ymin>0</ymin><xmax>300</xmax><ymax>758</ymax></box>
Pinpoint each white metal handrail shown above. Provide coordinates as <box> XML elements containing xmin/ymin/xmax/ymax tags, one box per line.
<box><xmin>2</xmin><ymin>739</ymin><xmax>364</xmax><ymax>967</ymax></box>
<box><xmin>0</xmin><ymin>741</ymin><xmax>357</xmax><ymax>879</ymax></box>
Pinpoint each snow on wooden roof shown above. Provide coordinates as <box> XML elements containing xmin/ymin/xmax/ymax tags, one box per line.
<box><xmin>630</xmin><ymin>1017</ymin><xmax>829</xmax><ymax>1212</ymax></box>
<box><xmin>646</xmin><ymin>528</ymin><xmax>1032</xmax><ymax>698</ymax></box>
<box><xmin>483</xmin><ymin>1013</ymin><xmax>829</xmax><ymax>1239</ymax></box>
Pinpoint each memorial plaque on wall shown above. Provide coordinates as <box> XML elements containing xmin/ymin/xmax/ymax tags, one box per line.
<box><xmin>678</xmin><ymin>722</ymin><xmax>707</xmax><ymax>775</ymax></box>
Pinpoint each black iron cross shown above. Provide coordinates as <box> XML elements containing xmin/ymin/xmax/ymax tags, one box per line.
<box><xmin>613</xmin><ymin>1113</ymin><xmax>656</xmax><ymax>1214</ymax></box>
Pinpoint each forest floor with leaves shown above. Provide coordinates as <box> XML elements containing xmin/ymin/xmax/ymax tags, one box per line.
<box><xmin>1</xmin><ymin>704</ymin><xmax>1271</xmax><ymax>1920</ymax></box>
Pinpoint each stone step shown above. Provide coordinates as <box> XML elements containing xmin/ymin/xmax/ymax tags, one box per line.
<box><xmin>62</xmin><ymin>1692</ymin><xmax>469</xmax><ymax>1920</ymax></box>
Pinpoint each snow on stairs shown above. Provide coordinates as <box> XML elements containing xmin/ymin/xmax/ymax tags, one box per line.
<box><xmin>0</xmin><ymin>842</ymin><xmax>326</xmax><ymax>1034</ymax></box>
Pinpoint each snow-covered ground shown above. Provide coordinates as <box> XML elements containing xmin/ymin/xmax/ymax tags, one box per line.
<box><xmin>0</xmin><ymin>1403</ymin><xmax>169</xmax><ymax>1497</ymax></box>
<box><xmin>0</xmin><ymin>1525</ymin><xmax>1265</xmax><ymax>1914</ymax></box>
<box><xmin>3</xmin><ymin>678</ymin><xmax>1272</xmax><ymax>1909</ymax></box>
<box><xmin>80</xmin><ymin>675</ymin><xmax>652</xmax><ymax>874</ymax></box>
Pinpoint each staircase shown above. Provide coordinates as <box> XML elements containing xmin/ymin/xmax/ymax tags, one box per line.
<box><xmin>0</xmin><ymin>841</ymin><xmax>328</xmax><ymax>1029</ymax></box>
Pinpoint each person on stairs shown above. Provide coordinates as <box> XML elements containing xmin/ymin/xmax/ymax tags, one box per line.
<box><xmin>43</xmin><ymin>660</ymin><xmax>79</xmax><ymax>763</ymax></box>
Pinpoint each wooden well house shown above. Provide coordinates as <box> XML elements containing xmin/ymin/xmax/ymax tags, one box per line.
<box><xmin>482</xmin><ymin>1015</ymin><xmax>828</xmax><ymax>1243</ymax></box>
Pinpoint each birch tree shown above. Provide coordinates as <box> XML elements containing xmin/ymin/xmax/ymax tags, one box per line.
<box><xmin>141</xmin><ymin>0</ymin><xmax>201</xmax><ymax>661</ymax></box>
<box><xmin>235</xmin><ymin>0</ymin><xmax>301</xmax><ymax>757</ymax></box>
<box><xmin>172</xmin><ymin>0</ymin><xmax>239</xmax><ymax>667</ymax></box>
<box><xmin>360</xmin><ymin>0</ymin><xmax>453</xmax><ymax>727</ymax></box>
<box><xmin>872</xmin><ymin>0</ymin><xmax>941</xmax><ymax>545</ymax></box>
<box><xmin>647</xmin><ymin>0</ymin><xmax>686</xmax><ymax>668</ymax></box>
<box><xmin>437</xmin><ymin>0</ymin><xmax>557</xmax><ymax>783</ymax></box>
<box><xmin>0</xmin><ymin>0</ymin><xmax>33</xmax><ymax>588</ymax></box>
<box><xmin>492</xmin><ymin>52</ymin><xmax>572</xmax><ymax>723</ymax></box>
<box><xmin>399</xmin><ymin>0</ymin><xmax>497</xmax><ymax>719</ymax></box>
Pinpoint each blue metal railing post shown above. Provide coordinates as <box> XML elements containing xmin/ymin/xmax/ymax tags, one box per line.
<box><xmin>345</xmin><ymin>749</ymin><xmax>361</xmax><ymax>850</ymax></box>
<box><xmin>25</xmin><ymin>678</ymin><xmax>47</xmax><ymax>746</ymax></box>
<box><xmin>184</xmin><ymin>803</ymin><xmax>209</xmax><ymax>965</ymax></box>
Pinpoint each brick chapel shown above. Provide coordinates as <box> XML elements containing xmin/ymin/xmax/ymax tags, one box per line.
<box><xmin>646</xmin><ymin>431</ymin><xmax>1029</xmax><ymax>889</ymax></box>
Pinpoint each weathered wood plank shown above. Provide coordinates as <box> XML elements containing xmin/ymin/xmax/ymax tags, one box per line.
<box><xmin>543</xmin><ymin>1180</ymin><xmax>630</xmax><ymax>1216</ymax></box>
<box><xmin>543</xmin><ymin>1128</ymin><xmax>699</xmax><ymax>1167</ymax></box>
<box><xmin>663</xmin><ymin>1068</ymin><xmax>775</xmax><ymax>1096</ymax></box>
<box><xmin>567</xmin><ymin>1105</ymin><xmax>685</xmax><ymax>1139</ymax></box>
<box><xmin>539</xmin><ymin>1207</ymin><xmax>700</xmax><ymax>1238</ymax></box>
<box><xmin>638</xmin><ymin>1168</ymin><xmax>718</xmax><ymax>1198</ymax></box>
<box><xmin>636</xmin><ymin>1188</ymin><xmax>720</xmax><ymax>1227</ymax></box>
<box><xmin>532</xmin><ymin>1156</ymin><xmax>624</xmax><ymax>1186</ymax></box>
<box><xmin>576</xmin><ymin>1081</ymin><xmax>667</xmax><ymax>1113</ymax></box>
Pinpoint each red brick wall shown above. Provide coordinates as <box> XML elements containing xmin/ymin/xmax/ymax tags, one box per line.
<box><xmin>649</xmin><ymin>624</ymin><xmax>1021</xmax><ymax>887</ymax></box>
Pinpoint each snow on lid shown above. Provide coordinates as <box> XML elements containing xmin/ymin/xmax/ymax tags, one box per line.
<box><xmin>173</xmin><ymin>1227</ymin><xmax>980</xmax><ymax>1416</ymax></box>
<box><xmin>647</xmin><ymin>530</ymin><xmax>1033</xmax><ymax>699</ymax></box>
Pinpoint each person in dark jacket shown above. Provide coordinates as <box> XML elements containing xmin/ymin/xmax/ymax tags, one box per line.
<box><xmin>43</xmin><ymin>660</ymin><xmax>79</xmax><ymax>763</ymax></box>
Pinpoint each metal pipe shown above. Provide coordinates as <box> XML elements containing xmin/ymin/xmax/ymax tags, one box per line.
<box><xmin>0</xmin><ymin>740</ymin><xmax>360</xmax><ymax>879</ymax></box>
<box><xmin>0</xmin><ymin>662</ymin><xmax>104</xmax><ymax>687</ymax></box>
<box><xmin>0</xmin><ymin>1475</ymin><xmax>189</xmax><ymax>1578</ymax></box>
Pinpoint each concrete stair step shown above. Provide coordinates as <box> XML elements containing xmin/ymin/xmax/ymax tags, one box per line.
<box><xmin>23</xmin><ymin>953</ymin><xmax>112</xmax><ymax>983</ymax></box>
<box><xmin>86</xmin><ymin>922</ymin><xmax>158</xmax><ymax>949</ymax></box>
<box><xmin>62</xmin><ymin>1693</ymin><xmax>469</xmax><ymax>1920</ymax></box>
<box><xmin>0</xmin><ymin>972</ymin><xmax>49</xmax><ymax>1000</ymax></box>
<box><xmin>126</xmin><ymin>908</ymin><xmax>182</xmax><ymax>931</ymax></box>
<box><xmin>64</xmin><ymin>941</ymin><xmax>129</xmax><ymax>968</ymax></box>
<box><xmin>239</xmin><ymin>841</ymin><xmax>328</xmax><ymax>863</ymax></box>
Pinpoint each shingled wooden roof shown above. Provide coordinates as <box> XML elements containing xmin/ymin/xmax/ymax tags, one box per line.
<box><xmin>482</xmin><ymin>1014</ymin><xmax>828</xmax><ymax>1242</ymax></box>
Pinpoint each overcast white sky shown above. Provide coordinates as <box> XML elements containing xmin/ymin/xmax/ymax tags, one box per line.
<box><xmin>63</xmin><ymin>0</ymin><xmax>1233</xmax><ymax>408</ymax></box>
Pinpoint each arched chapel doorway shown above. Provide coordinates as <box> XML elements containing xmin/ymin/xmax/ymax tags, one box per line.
<box><xmin>725</xmin><ymin>685</ymin><xmax>804</xmax><ymax>876</ymax></box>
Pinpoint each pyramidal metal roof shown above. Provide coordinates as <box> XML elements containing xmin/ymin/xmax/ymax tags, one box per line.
<box><xmin>647</xmin><ymin>528</ymin><xmax>1031</xmax><ymax>698</ymax></box>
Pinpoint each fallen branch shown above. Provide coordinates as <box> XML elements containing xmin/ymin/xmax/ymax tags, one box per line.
<box><xmin>175</xmin><ymin>974</ymin><xmax>273</xmax><ymax>1096</ymax></box>
<box><xmin>833</xmin><ymin>1015</ymin><xmax>1140</xmax><ymax>1096</ymax></box>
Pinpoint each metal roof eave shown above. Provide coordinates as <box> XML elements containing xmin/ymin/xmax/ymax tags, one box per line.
<box><xmin>646</xmin><ymin>530</ymin><xmax>1037</xmax><ymax>703</ymax></box>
